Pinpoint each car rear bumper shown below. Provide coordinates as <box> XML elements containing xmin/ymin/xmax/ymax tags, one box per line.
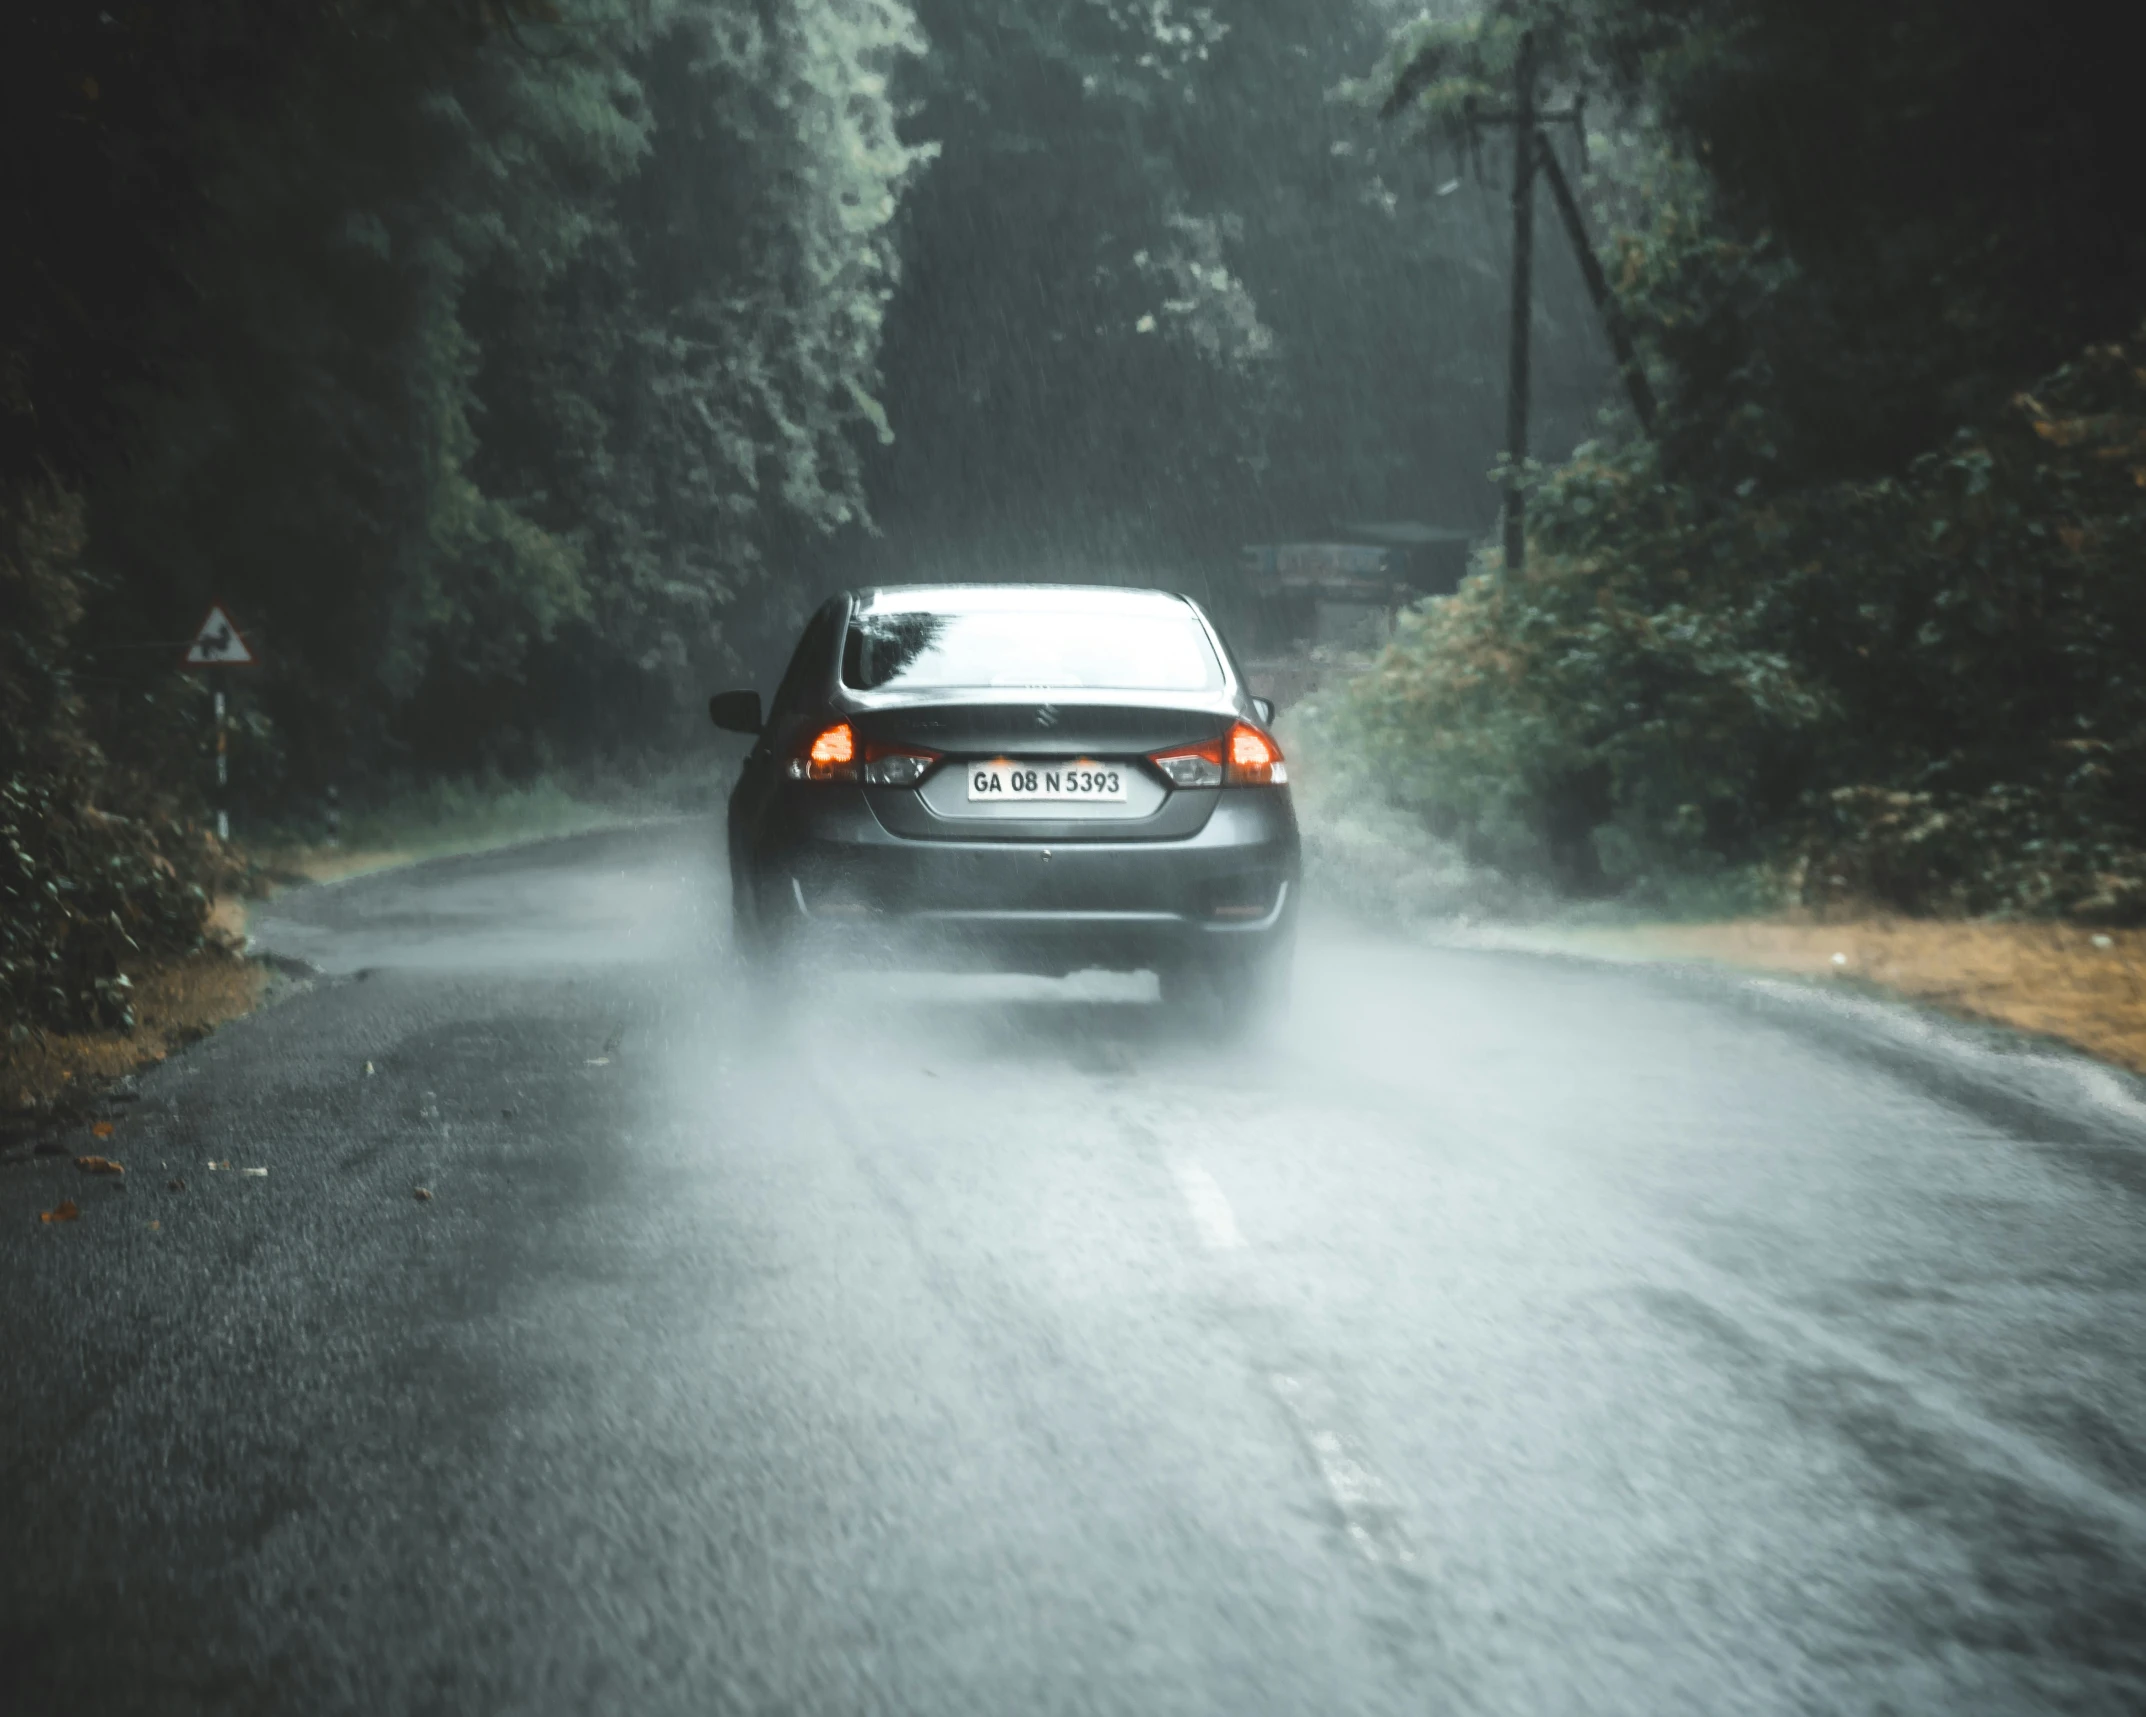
<box><xmin>740</xmin><ymin>784</ymin><xmax>1299</xmax><ymax>974</ymax></box>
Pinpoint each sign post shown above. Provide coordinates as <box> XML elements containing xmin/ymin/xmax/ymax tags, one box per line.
<box><xmin>182</xmin><ymin>606</ymin><xmax>256</xmax><ymax>842</ymax></box>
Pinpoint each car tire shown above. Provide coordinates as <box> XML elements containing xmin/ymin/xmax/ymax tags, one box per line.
<box><xmin>1161</xmin><ymin>939</ymin><xmax>1293</xmax><ymax>1036</ymax></box>
<box><xmin>729</xmin><ymin>870</ymin><xmax>764</xmax><ymax>963</ymax></box>
<box><xmin>731</xmin><ymin>872</ymin><xmax>797</xmax><ymax>1000</ymax></box>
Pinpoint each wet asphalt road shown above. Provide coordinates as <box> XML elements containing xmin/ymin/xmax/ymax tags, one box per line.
<box><xmin>5</xmin><ymin>818</ymin><xmax>2146</xmax><ymax>1716</ymax></box>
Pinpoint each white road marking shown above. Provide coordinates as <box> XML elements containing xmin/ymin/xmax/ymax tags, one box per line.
<box><xmin>1159</xmin><ymin>1150</ymin><xmax>1418</xmax><ymax>1569</ymax></box>
<box><xmin>1171</xmin><ymin>1161</ymin><xmax>1247</xmax><ymax>1251</ymax></box>
<box><xmin>1270</xmin><ymin>1372</ymin><xmax>1417</xmax><ymax>1568</ymax></box>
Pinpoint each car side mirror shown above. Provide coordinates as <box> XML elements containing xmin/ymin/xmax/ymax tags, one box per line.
<box><xmin>1251</xmin><ymin>695</ymin><xmax>1276</xmax><ymax>726</ymax></box>
<box><xmin>708</xmin><ymin>690</ymin><xmax>763</xmax><ymax>735</ymax></box>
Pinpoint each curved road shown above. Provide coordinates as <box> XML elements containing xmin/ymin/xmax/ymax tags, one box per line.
<box><xmin>5</xmin><ymin>819</ymin><xmax>2146</xmax><ymax>1714</ymax></box>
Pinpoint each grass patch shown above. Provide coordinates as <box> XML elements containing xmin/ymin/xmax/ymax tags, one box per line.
<box><xmin>260</xmin><ymin>778</ymin><xmax>619</xmax><ymax>886</ymax></box>
<box><xmin>250</xmin><ymin>759</ymin><xmax>727</xmax><ymax>886</ymax></box>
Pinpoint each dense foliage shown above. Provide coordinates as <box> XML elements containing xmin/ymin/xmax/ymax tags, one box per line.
<box><xmin>1343</xmin><ymin>328</ymin><xmax>2146</xmax><ymax>913</ymax></box>
<box><xmin>1364</xmin><ymin>0</ymin><xmax>2146</xmax><ymax>488</ymax></box>
<box><xmin>8</xmin><ymin>0</ymin><xmax>2139</xmax><ymax>1043</ymax></box>
<box><xmin>1340</xmin><ymin>0</ymin><xmax>2146</xmax><ymax>916</ymax></box>
<box><xmin>827</xmin><ymin>0</ymin><xmax>1615</xmax><ymax>593</ymax></box>
<box><xmin>3</xmin><ymin>0</ymin><xmax>923</xmax><ymax>1029</ymax></box>
<box><xmin>6</xmin><ymin>0</ymin><xmax>923</xmax><ymax>771</ymax></box>
<box><xmin>3</xmin><ymin>490</ymin><xmax>230</xmax><ymax>1030</ymax></box>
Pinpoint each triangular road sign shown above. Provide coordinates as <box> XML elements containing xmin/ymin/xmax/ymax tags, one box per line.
<box><xmin>184</xmin><ymin>605</ymin><xmax>256</xmax><ymax>667</ymax></box>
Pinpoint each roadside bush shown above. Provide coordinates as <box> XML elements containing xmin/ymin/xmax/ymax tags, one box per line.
<box><xmin>1278</xmin><ymin>694</ymin><xmax>1554</xmax><ymax>924</ymax></box>
<box><xmin>1340</xmin><ymin>325</ymin><xmax>2146</xmax><ymax>919</ymax></box>
<box><xmin>2</xmin><ymin>488</ymin><xmax>228</xmax><ymax>1034</ymax></box>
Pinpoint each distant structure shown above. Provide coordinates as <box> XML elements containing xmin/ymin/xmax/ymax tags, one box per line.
<box><xmin>1238</xmin><ymin>521</ymin><xmax>1477</xmax><ymax>654</ymax></box>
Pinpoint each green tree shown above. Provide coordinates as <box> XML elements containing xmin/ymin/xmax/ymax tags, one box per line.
<box><xmin>1</xmin><ymin>0</ymin><xmax>927</xmax><ymax>1029</ymax></box>
<box><xmin>839</xmin><ymin>0</ymin><xmax>1615</xmax><ymax>596</ymax></box>
<box><xmin>1342</xmin><ymin>1</ymin><xmax>2146</xmax><ymax>912</ymax></box>
<box><xmin>64</xmin><ymin>0</ymin><xmax>925</xmax><ymax>780</ymax></box>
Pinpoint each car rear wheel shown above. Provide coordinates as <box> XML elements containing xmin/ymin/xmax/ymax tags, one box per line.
<box><xmin>729</xmin><ymin>872</ymin><xmax>764</xmax><ymax>960</ymax></box>
<box><xmin>1159</xmin><ymin>939</ymin><xmax>1293</xmax><ymax>1036</ymax></box>
<box><xmin>730</xmin><ymin>872</ymin><xmax>799</xmax><ymax>1000</ymax></box>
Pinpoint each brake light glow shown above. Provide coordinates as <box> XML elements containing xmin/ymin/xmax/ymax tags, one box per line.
<box><xmin>1226</xmin><ymin>722</ymin><xmax>1287</xmax><ymax>785</ymax></box>
<box><xmin>1149</xmin><ymin>722</ymin><xmax>1287</xmax><ymax>788</ymax></box>
<box><xmin>787</xmin><ymin>723</ymin><xmax>939</xmax><ymax>785</ymax></box>
<box><xmin>787</xmin><ymin>722</ymin><xmax>856</xmax><ymax>780</ymax></box>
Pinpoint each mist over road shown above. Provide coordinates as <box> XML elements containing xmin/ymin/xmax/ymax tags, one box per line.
<box><xmin>5</xmin><ymin>820</ymin><xmax>2145</xmax><ymax>1715</ymax></box>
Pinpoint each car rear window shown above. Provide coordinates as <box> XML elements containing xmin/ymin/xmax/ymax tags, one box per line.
<box><xmin>842</xmin><ymin>604</ymin><xmax>1225</xmax><ymax>692</ymax></box>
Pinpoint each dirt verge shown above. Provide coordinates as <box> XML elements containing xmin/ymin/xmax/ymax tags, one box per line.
<box><xmin>2</xmin><ymin>898</ymin><xmax>266</xmax><ymax>1131</ymax></box>
<box><xmin>1546</xmin><ymin>918</ymin><xmax>2146</xmax><ymax>1075</ymax></box>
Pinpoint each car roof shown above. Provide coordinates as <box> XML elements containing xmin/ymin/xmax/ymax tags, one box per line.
<box><xmin>848</xmin><ymin>583</ymin><xmax>1199</xmax><ymax>617</ymax></box>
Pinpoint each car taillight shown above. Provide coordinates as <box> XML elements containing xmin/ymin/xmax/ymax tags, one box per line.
<box><xmin>1149</xmin><ymin>722</ymin><xmax>1287</xmax><ymax>788</ymax></box>
<box><xmin>1150</xmin><ymin>736</ymin><xmax>1223</xmax><ymax>788</ymax></box>
<box><xmin>1225</xmin><ymin>721</ymin><xmax>1287</xmax><ymax>786</ymax></box>
<box><xmin>787</xmin><ymin>722</ymin><xmax>856</xmax><ymax>781</ymax></box>
<box><xmin>785</xmin><ymin>722</ymin><xmax>939</xmax><ymax>784</ymax></box>
<box><xmin>862</xmin><ymin>741</ymin><xmax>940</xmax><ymax>786</ymax></box>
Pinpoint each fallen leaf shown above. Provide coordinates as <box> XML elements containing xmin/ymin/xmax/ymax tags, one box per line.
<box><xmin>40</xmin><ymin>1200</ymin><xmax>80</xmax><ymax>1224</ymax></box>
<box><xmin>91</xmin><ymin>1120</ymin><xmax>114</xmax><ymax>1138</ymax></box>
<box><xmin>413</xmin><ymin>1186</ymin><xmax>433</xmax><ymax>1202</ymax></box>
<box><xmin>75</xmin><ymin>1156</ymin><xmax>126</xmax><ymax>1176</ymax></box>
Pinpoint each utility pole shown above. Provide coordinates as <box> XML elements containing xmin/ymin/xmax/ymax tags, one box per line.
<box><xmin>1409</xmin><ymin>41</ymin><xmax>1655</xmax><ymax>568</ymax></box>
<box><xmin>1534</xmin><ymin>129</ymin><xmax>1656</xmax><ymax>436</ymax></box>
<box><xmin>1503</xmin><ymin>30</ymin><xmax>1538</xmax><ymax>572</ymax></box>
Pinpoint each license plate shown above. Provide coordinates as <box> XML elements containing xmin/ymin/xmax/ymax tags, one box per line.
<box><xmin>966</xmin><ymin>759</ymin><xmax>1127</xmax><ymax>802</ymax></box>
